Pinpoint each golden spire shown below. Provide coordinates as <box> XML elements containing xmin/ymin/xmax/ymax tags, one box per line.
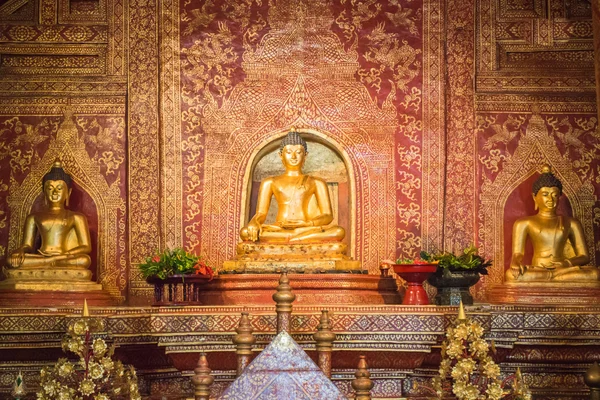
<box><xmin>457</xmin><ymin>300</ymin><xmax>467</xmax><ymax>321</ymax></box>
<box><xmin>82</xmin><ymin>299</ymin><xmax>90</xmax><ymax>317</ymax></box>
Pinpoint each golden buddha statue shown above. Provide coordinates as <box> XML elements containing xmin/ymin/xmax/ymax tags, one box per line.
<box><xmin>224</xmin><ymin>129</ymin><xmax>360</xmax><ymax>273</ymax></box>
<box><xmin>240</xmin><ymin>130</ymin><xmax>345</xmax><ymax>244</ymax></box>
<box><xmin>505</xmin><ymin>165</ymin><xmax>600</xmax><ymax>283</ymax></box>
<box><xmin>1</xmin><ymin>161</ymin><xmax>101</xmax><ymax>291</ymax></box>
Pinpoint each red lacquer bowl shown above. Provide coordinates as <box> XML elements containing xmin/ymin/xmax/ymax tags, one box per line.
<box><xmin>392</xmin><ymin>264</ymin><xmax>438</xmax><ymax>305</ymax></box>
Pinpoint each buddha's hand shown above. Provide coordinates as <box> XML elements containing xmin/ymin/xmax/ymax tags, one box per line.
<box><xmin>9</xmin><ymin>247</ymin><xmax>26</xmax><ymax>268</ymax></box>
<box><xmin>277</xmin><ymin>219</ymin><xmax>310</xmax><ymax>229</ymax></box>
<box><xmin>508</xmin><ymin>263</ymin><xmax>525</xmax><ymax>278</ymax></box>
<box><xmin>246</xmin><ymin>220</ymin><xmax>262</xmax><ymax>242</ymax></box>
<box><xmin>38</xmin><ymin>250</ymin><xmax>63</xmax><ymax>257</ymax></box>
<box><xmin>540</xmin><ymin>259</ymin><xmax>570</xmax><ymax>269</ymax></box>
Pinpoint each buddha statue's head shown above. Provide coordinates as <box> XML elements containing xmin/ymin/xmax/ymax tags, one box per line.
<box><xmin>532</xmin><ymin>164</ymin><xmax>562</xmax><ymax>212</ymax></box>
<box><xmin>42</xmin><ymin>161</ymin><xmax>73</xmax><ymax>207</ymax></box>
<box><xmin>279</xmin><ymin>129</ymin><xmax>308</xmax><ymax>171</ymax></box>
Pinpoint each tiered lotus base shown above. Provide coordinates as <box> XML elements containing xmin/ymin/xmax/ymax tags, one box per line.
<box><xmin>0</xmin><ymin>268</ymin><xmax>119</xmax><ymax>306</ymax></box>
<box><xmin>222</xmin><ymin>242</ymin><xmax>362</xmax><ymax>273</ymax></box>
<box><xmin>195</xmin><ymin>273</ymin><xmax>403</xmax><ymax>305</ymax></box>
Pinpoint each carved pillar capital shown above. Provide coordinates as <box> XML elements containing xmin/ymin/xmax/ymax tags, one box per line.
<box><xmin>272</xmin><ymin>272</ymin><xmax>295</xmax><ymax>333</ymax></box>
<box><xmin>313</xmin><ymin>310</ymin><xmax>336</xmax><ymax>378</ymax></box>
<box><xmin>352</xmin><ymin>355</ymin><xmax>374</xmax><ymax>400</ymax></box>
<box><xmin>191</xmin><ymin>353</ymin><xmax>214</xmax><ymax>400</ymax></box>
<box><xmin>232</xmin><ymin>312</ymin><xmax>255</xmax><ymax>376</ymax></box>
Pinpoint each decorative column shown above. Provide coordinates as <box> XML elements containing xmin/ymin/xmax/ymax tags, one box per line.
<box><xmin>313</xmin><ymin>310</ymin><xmax>336</xmax><ymax>378</ymax></box>
<box><xmin>272</xmin><ymin>272</ymin><xmax>296</xmax><ymax>333</ymax></box>
<box><xmin>593</xmin><ymin>0</ymin><xmax>600</xmax><ymax>127</ymax></box>
<box><xmin>585</xmin><ymin>362</ymin><xmax>600</xmax><ymax>400</ymax></box>
<box><xmin>232</xmin><ymin>312</ymin><xmax>255</xmax><ymax>376</ymax></box>
<box><xmin>352</xmin><ymin>355</ymin><xmax>374</xmax><ymax>400</ymax></box>
<box><xmin>191</xmin><ymin>353</ymin><xmax>214</xmax><ymax>400</ymax></box>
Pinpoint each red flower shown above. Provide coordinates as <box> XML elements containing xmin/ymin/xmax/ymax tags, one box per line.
<box><xmin>193</xmin><ymin>261</ymin><xmax>214</xmax><ymax>281</ymax></box>
<box><xmin>151</xmin><ymin>255</ymin><xmax>160</xmax><ymax>263</ymax></box>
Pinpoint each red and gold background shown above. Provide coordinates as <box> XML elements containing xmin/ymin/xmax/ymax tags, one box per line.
<box><xmin>0</xmin><ymin>0</ymin><xmax>597</xmax><ymax>303</ymax></box>
<box><xmin>0</xmin><ymin>0</ymin><xmax>595</xmax><ymax>292</ymax></box>
<box><xmin>0</xmin><ymin>0</ymin><xmax>599</xmax><ymax>396</ymax></box>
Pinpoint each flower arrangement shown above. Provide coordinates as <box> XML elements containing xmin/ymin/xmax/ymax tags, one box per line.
<box><xmin>421</xmin><ymin>245</ymin><xmax>492</xmax><ymax>276</ymax></box>
<box><xmin>138</xmin><ymin>247</ymin><xmax>214</xmax><ymax>280</ymax></box>
<box><xmin>395</xmin><ymin>256</ymin><xmax>439</xmax><ymax>265</ymax></box>
<box><xmin>428</xmin><ymin>306</ymin><xmax>531</xmax><ymax>400</ymax></box>
<box><xmin>37</xmin><ymin>317</ymin><xmax>141</xmax><ymax>400</ymax></box>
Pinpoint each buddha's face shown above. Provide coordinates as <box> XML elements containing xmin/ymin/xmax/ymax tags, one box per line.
<box><xmin>533</xmin><ymin>186</ymin><xmax>560</xmax><ymax>212</ymax></box>
<box><xmin>280</xmin><ymin>144</ymin><xmax>306</xmax><ymax>171</ymax></box>
<box><xmin>44</xmin><ymin>180</ymin><xmax>70</xmax><ymax>206</ymax></box>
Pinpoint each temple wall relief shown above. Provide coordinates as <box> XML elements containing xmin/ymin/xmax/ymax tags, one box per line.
<box><xmin>169</xmin><ymin>0</ymin><xmax>445</xmax><ymax>284</ymax></box>
<box><xmin>0</xmin><ymin>0</ymin><xmax>597</xmax><ymax>304</ymax></box>
<box><xmin>0</xmin><ymin>0</ymin><xmax>129</xmax><ymax>300</ymax></box>
<box><xmin>473</xmin><ymin>0</ymin><xmax>598</xmax><ymax>299</ymax></box>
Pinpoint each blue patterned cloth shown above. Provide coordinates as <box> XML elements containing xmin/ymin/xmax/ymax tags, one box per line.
<box><xmin>219</xmin><ymin>331</ymin><xmax>346</xmax><ymax>399</ymax></box>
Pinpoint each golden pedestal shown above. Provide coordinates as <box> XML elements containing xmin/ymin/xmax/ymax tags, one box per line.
<box><xmin>487</xmin><ymin>281</ymin><xmax>600</xmax><ymax>305</ymax></box>
<box><xmin>0</xmin><ymin>268</ymin><xmax>103</xmax><ymax>291</ymax></box>
<box><xmin>0</xmin><ymin>267</ymin><xmax>115</xmax><ymax>306</ymax></box>
<box><xmin>222</xmin><ymin>242</ymin><xmax>362</xmax><ymax>273</ymax></box>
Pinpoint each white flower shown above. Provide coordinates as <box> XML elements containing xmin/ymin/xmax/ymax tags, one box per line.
<box><xmin>101</xmin><ymin>357</ymin><xmax>114</xmax><ymax>371</ymax></box>
<box><xmin>483</xmin><ymin>360</ymin><xmax>500</xmax><ymax>378</ymax></box>
<box><xmin>453</xmin><ymin>323</ymin><xmax>470</xmax><ymax>341</ymax></box>
<box><xmin>486</xmin><ymin>382</ymin><xmax>503</xmax><ymax>400</ymax></box>
<box><xmin>456</xmin><ymin>358</ymin><xmax>477</xmax><ymax>374</ymax></box>
<box><xmin>92</xmin><ymin>339</ymin><xmax>108</xmax><ymax>358</ymax></box>
<box><xmin>79</xmin><ymin>379</ymin><xmax>95</xmax><ymax>396</ymax></box>
<box><xmin>446</xmin><ymin>340</ymin><xmax>465</xmax><ymax>358</ymax></box>
<box><xmin>88</xmin><ymin>361</ymin><xmax>105</xmax><ymax>380</ymax></box>
<box><xmin>469</xmin><ymin>322</ymin><xmax>484</xmax><ymax>339</ymax></box>
<box><xmin>58</xmin><ymin>361</ymin><xmax>75</xmax><ymax>378</ymax></box>
<box><xmin>468</xmin><ymin>338</ymin><xmax>489</xmax><ymax>358</ymax></box>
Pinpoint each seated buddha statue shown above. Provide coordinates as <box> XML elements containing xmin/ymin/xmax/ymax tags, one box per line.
<box><xmin>1</xmin><ymin>161</ymin><xmax>100</xmax><ymax>290</ymax></box>
<box><xmin>240</xmin><ymin>130</ymin><xmax>345</xmax><ymax>244</ymax></box>
<box><xmin>224</xmin><ymin>129</ymin><xmax>359</xmax><ymax>273</ymax></box>
<box><xmin>505</xmin><ymin>165</ymin><xmax>600</xmax><ymax>283</ymax></box>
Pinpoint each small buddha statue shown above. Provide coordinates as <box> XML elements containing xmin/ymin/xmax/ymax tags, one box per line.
<box><xmin>240</xmin><ymin>129</ymin><xmax>345</xmax><ymax>244</ymax></box>
<box><xmin>224</xmin><ymin>129</ymin><xmax>359</xmax><ymax>273</ymax></box>
<box><xmin>1</xmin><ymin>161</ymin><xmax>101</xmax><ymax>294</ymax></box>
<box><xmin>506</xmin><ymin>165</ymin><xmax>599</xmax><ymax>283</ymax></box>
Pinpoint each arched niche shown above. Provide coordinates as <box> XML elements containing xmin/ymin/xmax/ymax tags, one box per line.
<box><xmin>7</xmin><ymin>109</ymin><xmax>126</xmax><ymax>302</ymax></box>
<box><xmin>502</xmin><ymin>173</ymin><xmax>574</xmax><ymax>273</ymax></box>
<box><xmin>241</xmin><ymin>129</ymin><xmax>355</xmax><ymax>255</ymax></box>
<box><xmin>31</xmin><ymin>182</ymin><xmax>99</xmax><ymax>281</ymax></box>
<box><xmin>480</xmin><ymin>110</ymin><xmax>596</xmax><ymax>288</ymax></box>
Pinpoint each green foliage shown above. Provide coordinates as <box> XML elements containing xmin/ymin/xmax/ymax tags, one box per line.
<box><xmin>138</xmin><ymin>248</ymin><xmax>200</xmax><ymax>279</ymax></box>
<box><xmin>420</xmin><ymin>245</ymin><xmax>492</xmax><ymax>275</ymax></box>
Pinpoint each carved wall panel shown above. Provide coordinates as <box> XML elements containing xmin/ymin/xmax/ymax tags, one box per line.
<box><xmin>477</xmin><ymin>0</ymin><xmax>596</xmax><ymax>92</ymax></box>
<box><xmin>0</xmin><ymin>0</ymin><xmax>36</xmax><ymax>24</ymax></box>
<box><xmin>127</xmin><ymin>0</ymin><xmax>160</xmax><ymax>301</ymax></box>
<box><xmin>166</xmin><ymin>0</ymin><xmax>445</xmax><ymax>280</ymax></box>
<box><xmin>594</xmin><ymin>0</ymin><xmax>600</xmax><ymax>124</ymax></box>
<box><xmin>0</xmin><ymin>0</ymin><xmax>129</xmax><ymax>299</ymax></box>
<box><xmin>445</xmin><ymin>0</ymin><xmax>477</xmax><ymax>248</ymax></box>
<box><xmin>0</xmin><ymin>100</ymin><xmax>127</xmax><ymax>301</ymax></box>
<box><xmin>476</xmin><ymin>96</ymin><xmax>600</xmax><ymax>296</ymax></box>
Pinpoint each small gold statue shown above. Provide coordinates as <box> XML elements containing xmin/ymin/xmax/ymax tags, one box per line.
<box><xmin>240</xmin><ymin>129</ymin><xmax>345</xmax><ymax>244</ymax></box>
<box><xmin>506</xmin><ymin>165</ymin><xmax>599</xmax><ymax>282</ymax></box>
<box><xmin>9</xmin><ymin>161</ymin><xmax>91</xmax><ymax>269</ymax></box>
<box><xmin>1</xmin><ymin>161</ymin><xmax>101</xmax><ymax>291</ymax></box>
<box><xmin>224</xmin><ymin>129</ymin><xmax>359</xmax><ymax>273</ymax></box>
